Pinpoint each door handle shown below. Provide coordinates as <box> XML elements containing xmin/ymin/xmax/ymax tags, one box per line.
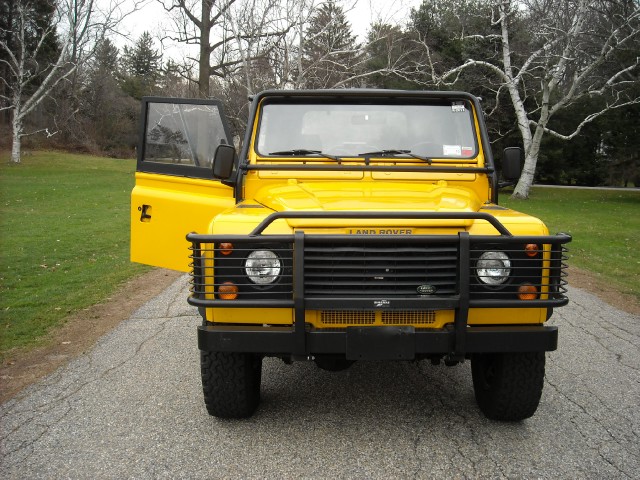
<box><xmin>138</xmin><ymin>204</ymin><xmax>152</xmax><ymax>222</ymax></box>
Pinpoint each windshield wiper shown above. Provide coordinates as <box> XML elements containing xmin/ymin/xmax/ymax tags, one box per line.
<box><xmin>358</xmin><ymin>149</ymin><xmax>432</xmax><ymax>165</ymax></box>
<box><xmin>268</xmin><ymin>149</ymin><xmax>343</xmax><ymax>163</ymax></box>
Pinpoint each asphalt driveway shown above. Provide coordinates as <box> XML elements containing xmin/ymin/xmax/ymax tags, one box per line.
<box><xmin>1</xmin><ymin>276</ymin><xmax>638</xmax><ymax>479</ymax></box>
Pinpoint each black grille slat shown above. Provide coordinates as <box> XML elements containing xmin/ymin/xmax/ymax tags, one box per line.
<box><xmin>306</xmin><ymin>289</ymin><xmax>458</xmax><ymax>295</ymax></box>
<box><xmin>304</xmin><ymin>257</ymin><xmax>458</xmax><ymax>264</ymax></box>
<box><xmin>305</xmin><ymin>271</ymin><xmax>456</xmax><ymax>279</ymax></box>
<box><xmin>306</xmin><ymin>263</ymin><xmax>456</xmax><ymax>271</ymax></box>
<box><xmin>306</xmin><ymin>279</ymin><xmax>457</xmax><ymax>286</ymax></box>
<box><xmin>305</xmin><ymin>289</ymin><xmax>458</xmax><ymax>295</ymax></box>
<box><xmin>305</xmin><ymin>247</ymin><xmax>458</xmax><ymax>254</ymax></box>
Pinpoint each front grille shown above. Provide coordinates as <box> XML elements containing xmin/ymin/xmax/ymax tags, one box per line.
<box><xmin>321</xmin><ymin>310</ymin><xmax>375</xmax><ymax>325</ymax></box>
<box><xmin>304</xmin><ymin>239</ymin><xmax>458</xmax><ymax>297</ymax></box>
<box><xmin>319</xmin><ymin>310</ymin><xmax>436</xmax><ymax>326</ymax></box>
<box><xmin>382</xmin><ymin>310</ymin><xmax>435</xmax><ymax>325</ymax></box>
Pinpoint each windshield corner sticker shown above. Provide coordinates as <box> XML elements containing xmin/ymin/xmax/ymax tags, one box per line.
<box><xmin>443</xmin><ymin>145</ymin><xmax>462</xmax><ymax>156</ymax></box>
<box><xmin>462</xmin><ymin>146</ymin><xmax>474</xmax><ymax>157</ymax></box>
<box><xmin>451</xmin><ymin>102</ymin><xmax>466</xmax><ymax>113</ymax></box>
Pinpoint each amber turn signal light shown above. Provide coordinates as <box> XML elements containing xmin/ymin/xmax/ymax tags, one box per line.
<box><xmin>218</xmin><ymin>282</ymin><xmax>238</xmax><ymax>300</ymax></box>
<box><xmin>518</xmin><ymin>284</ymin><xmax>538</xmax><ymax>300</ymax></box>
<box><xmin>524</xmin><ymin>244</ymin><xmax>539</xmax><ymax>257</ymax></box>
<box><xmin>219</xmin><ymin>243</ymin><xmax>234</xmax><ymax>255</ymax></box>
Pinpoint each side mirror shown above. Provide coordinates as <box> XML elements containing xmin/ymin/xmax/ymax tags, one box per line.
<box><xmin>502</xmin><ymin>147</ymin><xmax>522</xmax><ymax>183</ymax></box>
<box><xmin>212</xmin><ymin>144</ymin><xmax>236</xmax><ymax>180</ymax></box>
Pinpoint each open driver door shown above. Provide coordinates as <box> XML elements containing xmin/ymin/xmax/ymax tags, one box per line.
<box><xmin>131</xmin><ymin>97</ymin><xmax>235</xmax><ymax>272</ymax></box>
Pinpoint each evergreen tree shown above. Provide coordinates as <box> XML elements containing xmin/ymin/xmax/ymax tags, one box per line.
<box><xmin>120</xmin><ymin>31</ymin><xmax>162</xmax><ymax>100</ymax></box>
<box><xmin>598</xmin><ymin>102</ymin><xmax>640</xmax><ymax>187</ymax></box>
<box><xmin>408</xmin><ymin>0</ymin><xmax>500</xmax><ymax>88</ymax></box>
<box><xmin>160</xmin><ymin>59</ymin><xmax>192</xmax><ymax>98</ymax></box>
<box><xmin>73</xmin><ymin>38</ymin><xmax>137</xmax><ymax>155</ymax></box>
<box><xmin>301</xmin><ymin>1</ymin><xmax>360</xmax><ymax>88</ymax></box>
<box><xmin>94</xmin><ymin>38</ymin><xmax>119</xmax><ymax>74</ymax></box>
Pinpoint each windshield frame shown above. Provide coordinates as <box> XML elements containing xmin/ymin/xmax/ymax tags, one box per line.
<box><xmin>254</xmin><ymin>95</ymin><xmax>480</xmax><ymax>162</ymax></box>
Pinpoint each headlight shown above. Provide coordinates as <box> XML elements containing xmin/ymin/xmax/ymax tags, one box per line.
<box><xmin>476</xmin><ymin>251</ymin><xmax>511</xmax><ymax>285</ymax></box>
<box><xmin>245</xmin><ymin>250</ymin><xmax>281</xmax><ymax>284</ymax></box>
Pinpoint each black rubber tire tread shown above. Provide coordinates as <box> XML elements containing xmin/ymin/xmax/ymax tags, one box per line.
<box><xmin>200</xmin><ymin>350</ymin><xmax>262</xmax><ymax>419</ymax></box>
<box><xmin>471</xmin><ymin>352</ymin><xmax>545</xmax><ymax>421</ymax></box>
<box><xmin>314</xmin><ymin>357</ymin><xmax>355</xmax><ymax>372</ymax></box>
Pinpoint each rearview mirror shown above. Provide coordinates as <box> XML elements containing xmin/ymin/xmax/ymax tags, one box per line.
<box><xmin>212</xmin><ymin>144</ymin><xmax>236</xmax><ymax>180</ymax></box>
<box><xmin>502</xmin><ymin>147</ymin><xmax>522</xmax><ymax>183</ymax></box>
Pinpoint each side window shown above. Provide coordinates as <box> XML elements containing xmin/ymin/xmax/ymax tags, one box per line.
<box><xmin>137</xmin><ymin>98</ymin><xmax>232</xmax><ymax>178</ymax></box>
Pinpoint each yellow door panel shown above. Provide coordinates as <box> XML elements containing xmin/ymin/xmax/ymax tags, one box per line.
<box><xmin>131</xmin><ymin>173</ymin><xmax>234</xmax><ymax>271</ymax></box>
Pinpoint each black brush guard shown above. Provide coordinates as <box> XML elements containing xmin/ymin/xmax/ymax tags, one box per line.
<box><xmin>188</xmin><ymin>212</ymin><xmax>571</xmax><ymax>360</ymax></box>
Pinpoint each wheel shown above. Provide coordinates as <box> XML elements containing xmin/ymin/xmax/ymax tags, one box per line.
<box><xmin>200</xmin><ymin>350</ymin><xmax>262</xmax><ymax>419</ymax></box>
<box><xmin>471</xmin><ymin>352</ymin><xmax>545</xmax><ymax>421</ymax></box>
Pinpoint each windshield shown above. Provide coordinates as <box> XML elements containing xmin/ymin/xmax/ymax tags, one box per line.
<box><xmin>256</xmin><ymin>100</ymin><xmax>478</xmax><ymax>159</ymax></box>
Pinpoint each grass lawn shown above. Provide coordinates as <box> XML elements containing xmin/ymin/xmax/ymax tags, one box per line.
<box><xmin>502</xmin><ymin>187</ymin><xmax>640</xmax><ymax>302</ymax></box>
<box><xmin>0</xmin><ymin>151</ymin><xmax>148</xmax><ymax>357</ymax></box>
<box><xmin>1</xmin><ymin>154</ymin><xmax>638</xmax><ymax>359</ymax></box>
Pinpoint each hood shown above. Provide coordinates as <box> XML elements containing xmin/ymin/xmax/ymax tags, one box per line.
<box><xmin>254</xmin><ymin>180</ymin><xmax>482</xmax><ymax>214</ymax></box>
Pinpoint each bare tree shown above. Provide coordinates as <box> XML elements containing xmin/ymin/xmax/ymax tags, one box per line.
<box><xmin>159</xmin><ymin>0</ymin><xmax>297</xmax><ymax>97</ymax></box>
<box><xmin>0</xmin><ymin>0</ymin><xmax>139</xmax><ymax>163</ymax></box>
<box><xmin>434</xmin><ymin>0</ymin><xmax>640</xmax><ymax>198</ymax></box>
<box><xmin>222</xmin><ymin>0</ymin><xmax>299</xmax><ymax>94</ymax></box>
<box><xmin>204</xmin><ymin>0</ymin><xmax>302</xmax><ymax>137</ymax></box>
<box><xmin>159</xmin><ymin>0</ymin><xmax>232</xmax><ymax>98</ymax></box>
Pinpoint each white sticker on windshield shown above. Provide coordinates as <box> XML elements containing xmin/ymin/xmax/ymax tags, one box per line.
<box><xmin>443</xmin><ymin>145</ymin><xmax>462</xmax><ymax>156</ymax></box>
<box><xmin>451</xmin><ymin>102</ymin><xmax>466</xmax><ymax>113</ymax></box>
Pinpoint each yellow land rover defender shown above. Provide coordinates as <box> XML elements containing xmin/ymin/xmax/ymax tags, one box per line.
<box><xmin>131</xmin><ymin>90</ymin><xmax>570</xmax><ymax>421</ymax></box>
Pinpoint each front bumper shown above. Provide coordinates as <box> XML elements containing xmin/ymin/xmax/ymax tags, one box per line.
<box><xmin>197</xmin><ymin>324</ymin><xmax>559</xmax><ymax>359</ymax></box>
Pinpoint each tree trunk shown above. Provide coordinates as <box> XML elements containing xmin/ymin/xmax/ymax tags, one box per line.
<box><xmin>511</xmin><ymin>152</ymin><xmax>536</xmax><ymax>199</ymax></box>
<box><xmin>198</xmin><ymin>0</ymin><xmax>212</xmax><ymax>98</ymax></box>
<box><xmin>198</xmin><ymin>45</ymin><xmax>210</xmax><ymax>98</ymax></box>
<box><xmin>11</xmin><ymin>115</ymin><xmax>22</xmax><ymax>164</ymax></box>
<box><xmin>498</xmin><ymin>0</ymin><xmax>536</xmax><ymax>200</ymax></box>
<box><xmin>512</xmin><ymin>125</ymin><xmax>545</xmax><ymax>199</ymax></box>
<box><xmin>511</xmin><ymin>75</ymin><xmax>552</xmax><ymax>200</ymax></box>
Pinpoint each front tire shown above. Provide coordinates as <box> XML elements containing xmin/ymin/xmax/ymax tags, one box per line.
<box><xmin>471</xmin><ymin>352</ymin><xmax>545</xmax><ymax>421</ymax></box>
<box><xmin>314</xmin><ymin>356</ymin><xmax>355</xmax><ymax>372</ymax></box>
<box><xmin>200</xmin><ymin>350</ymin><xmax>262</xmax><ymax>419</ymax></box>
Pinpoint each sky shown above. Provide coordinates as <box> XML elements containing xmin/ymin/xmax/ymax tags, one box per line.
<box><xmin>116</xmin><ymin>0</ymin><xmax>422</xmax><ymax>60</ymax></box>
